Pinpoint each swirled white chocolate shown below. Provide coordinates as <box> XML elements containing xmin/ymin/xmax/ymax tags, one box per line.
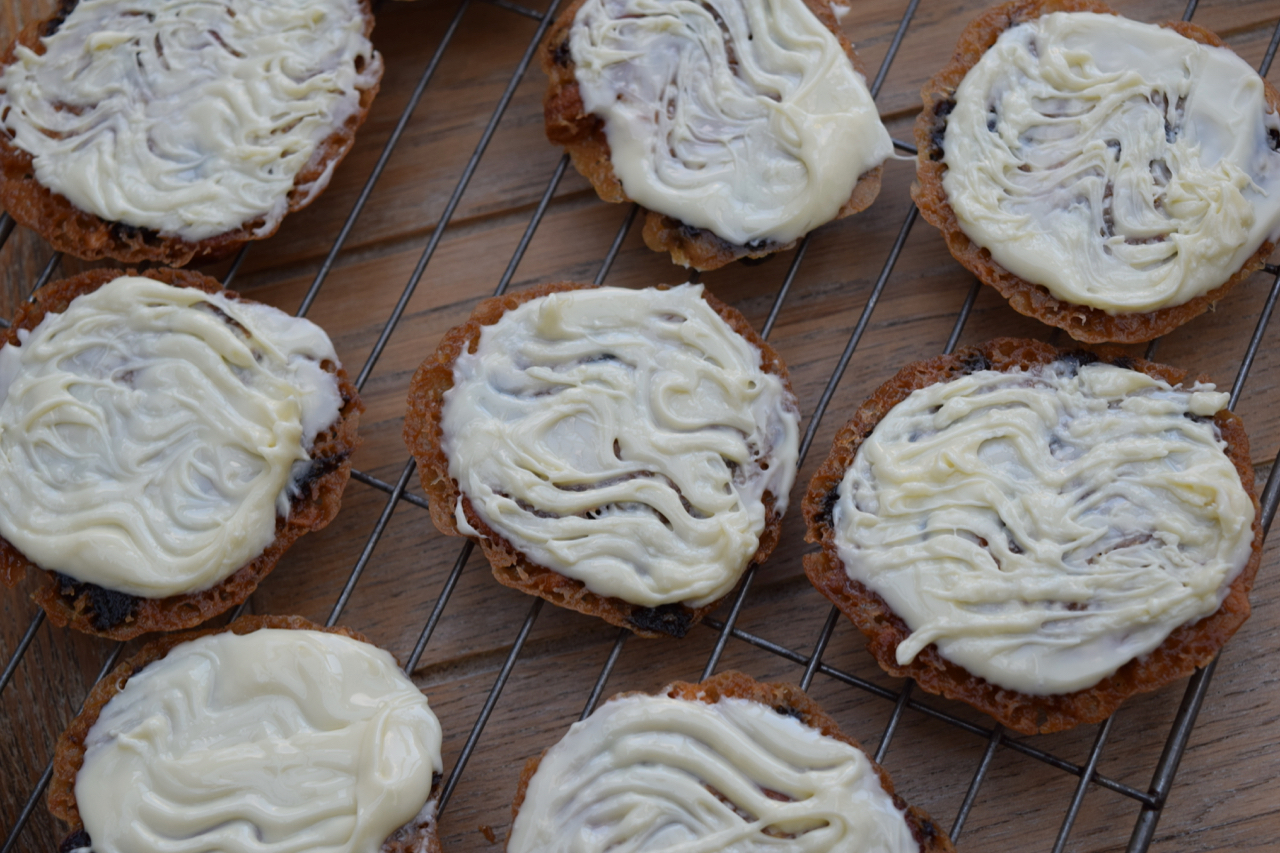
<box><xmin>0</xmin><ymin>276</ymin><xmax>343</xmax><ymax>598</ymax></box>
<box><xmin>441</xmin><ymin>285</ymin><xmax>799</xmax><ymax>608</ymax></box>
<box><xmin>833</xmin><ymin>361</ymin><xmax>1255</xmax><ymax>695</ymax></box>
<box><xmin>508</xmin><ymin>692</ymin><xmax>919</xmax><ymax>853</ymax></box>
<box><xmin>941</xmin><ymin>12</ymin><xmax>1280</xmax><ymax>314</ymax></box>
<box><xmin>0</xmin><ymin>0</ymin><xmax>382</xmax><ymax>242</ymax></box>
<box><xmin>569</xmin><ymin>0</ymin><xmax>892</xmax><ymax>248</ymax></box>
<box><xmin>76</xmin><ymin>629</ymin><xmax>442</xmax><ymax>853</ymax></box>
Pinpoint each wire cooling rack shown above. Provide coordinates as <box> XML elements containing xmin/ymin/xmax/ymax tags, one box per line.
<box><xmin>1</xmin><ymin>0</ymin><xmax>1279</xmax><ymax>850</ymax></box>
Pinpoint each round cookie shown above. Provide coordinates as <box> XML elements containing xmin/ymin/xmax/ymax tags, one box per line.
<box><xmin>48</xmin><ymin>615</ymin><xmax>443</xmax><ymax>853</ymax></box>
<box><xmin>541</xmin><ymin>0</ymin><xmax>890</xmax><ymax>270</ymax></box>
<box><xmin>0</xmin><ymin>0</ymin><xmax>383</xmax><ymax>266</ymax></box>
<box><xmin>404</xmin><ymin>282</ymin><xmax>799</xmax><ymax>638</ymax></box>
<box><xmin>803</xmin><ymin>338</ymin><xmax>1262</xmax><ymax>734</ymax></box>
<box><xmin>508</xmin><ymin>671</ymin><xmax>955</xmax><ymax>853</ymax></box>
<box><xmin>912</xmin><ymin>0</ymin><xmax>1280</xmax><ymax>343</ymax></box>
<box><xmin>0</xmin><ymin>268</ymin><xmax>362</xmax><ymax>639</ymax></box>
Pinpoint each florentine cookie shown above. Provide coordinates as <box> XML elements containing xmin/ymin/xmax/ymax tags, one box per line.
<box><xmin>508</xmin><ymin>671</ymin><xmax>955</xmax><ymax>853</ymax></box>
<box><xmin>803</xmin><ymin>338</ymin><xmax>1262</xmax><ymax>734</ymax></box>
<box><xmin>0</xmin><ymin>268</ymin><xmax>362</xmax><ymax>639</ymax></box>
<box><xmin>404</xmin><ymin>282</ymin><xmax>799</xmax><ymax>638</ymax></box>
<box><xmin>913</xmin><ymin>0</ymin><xmax>1280</xmax><ymax>343</ymax></box>
<box><xmin>541</xmin><ymin>0</ymin><xmax>893</xmax><ymax>270</ymax></box>
<box><xmin>48</xmin><ymin>615</ymin><xmax>443</xmax><ymax>853</ymax></box>
<box><xmin>0</xmin><ymin>0</ymin><xmax>383</xmax><ymax>266</ymax></box>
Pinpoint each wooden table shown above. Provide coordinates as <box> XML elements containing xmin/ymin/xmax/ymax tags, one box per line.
<box><xmin>1</xmin><ymin>0</ymin><xmax>1278</xmax><ymax>850</ymax></box>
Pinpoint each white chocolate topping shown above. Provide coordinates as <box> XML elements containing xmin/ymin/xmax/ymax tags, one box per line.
<box><xmin>508</xmin><ymin>692</ymin><xmax>919</xmax><ymax>853</ymax></box>
<box><xmin>833</xmin><ymin>361</ymin><xmax>1255</xmax><ymax>695</ymax></box>
<box><xmin>941</xmin><ymin>12</ymin><xmax>1280</xmax><ymax>314</ymax></box>
<box><xmin>0</xmin><ymin>276</ymin><xmax>343</xmax><ymax>598</ymax></box>
<box><xmin>76</xmin><ymin>629</ymin><xmax>442</xmax><ymax>853</ymax></box>
<box><xmin>441</xmin><ymin>285</ymin><xmax>799</xmax><ymax>608</ymax></box>
<box><xmin>0</xmin><ymin>0</ymin><xmax>381</xmax><ymax>242</ymax></box>
<box><xmin>569</xmin><ymin>0</ymin><xmax>893</xmax><ymax>249</ymax></box>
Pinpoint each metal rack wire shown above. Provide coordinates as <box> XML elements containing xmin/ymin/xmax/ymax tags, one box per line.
<box><xmin>2</xmin><ymin>0</ymin><xmax>1279</xmax><ymax>850</ymax></box>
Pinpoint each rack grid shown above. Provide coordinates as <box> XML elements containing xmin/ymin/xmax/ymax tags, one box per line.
<box><xmin>1</xmin><ymin>0</ymin><xmax>1279</xmax><ymax>850</ymax></box>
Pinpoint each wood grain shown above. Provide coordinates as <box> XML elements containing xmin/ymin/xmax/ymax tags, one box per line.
<box><xmin>1</xmin><ymin>1</ymin><xmax>1278</xmax><ymax>851</ymax></box>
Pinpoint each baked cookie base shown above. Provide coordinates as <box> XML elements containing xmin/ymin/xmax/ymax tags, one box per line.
<box><xmin>0</xmin><ymin>0</ymin><xmax>382</xmax><ymax>267</ymax></box>
<box><xmin>47</xmin><ymin>615</ymin><xmax>443</xmax><ymax>853</ymax></box>
<box><xmin>509</xmin><ymin>671</ymin><xmax>956</xmax><ymax>853</ymax></box>
<box><xmin>911</xmin><ymin>0</ymin><xmax>1280</xmax><ymax>343</ymax></box>
<box><xmin>403</xmin><ymin>281</ymin><xmax>793</xmax><ymax>639</ymax></box>
<box><xmin>540</xmin><ymin>0</ymin><xmax>884</xmax><ymax>271</ymax></box>
<box><xmin>802</xmin><ymin>338</ymin><xmax>1263</xmax><ymax>735</ymax></box>
<box><xmin>0</xmin><ymin>268</ymin><xmax>363</xmax><ymax>640</ymax></box>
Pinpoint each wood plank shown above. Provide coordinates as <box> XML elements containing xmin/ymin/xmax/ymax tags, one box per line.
<box><xmin>1</xmin><ymin>1</ymin><xmax>1278</xmax><ymax>851</ymax></box>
